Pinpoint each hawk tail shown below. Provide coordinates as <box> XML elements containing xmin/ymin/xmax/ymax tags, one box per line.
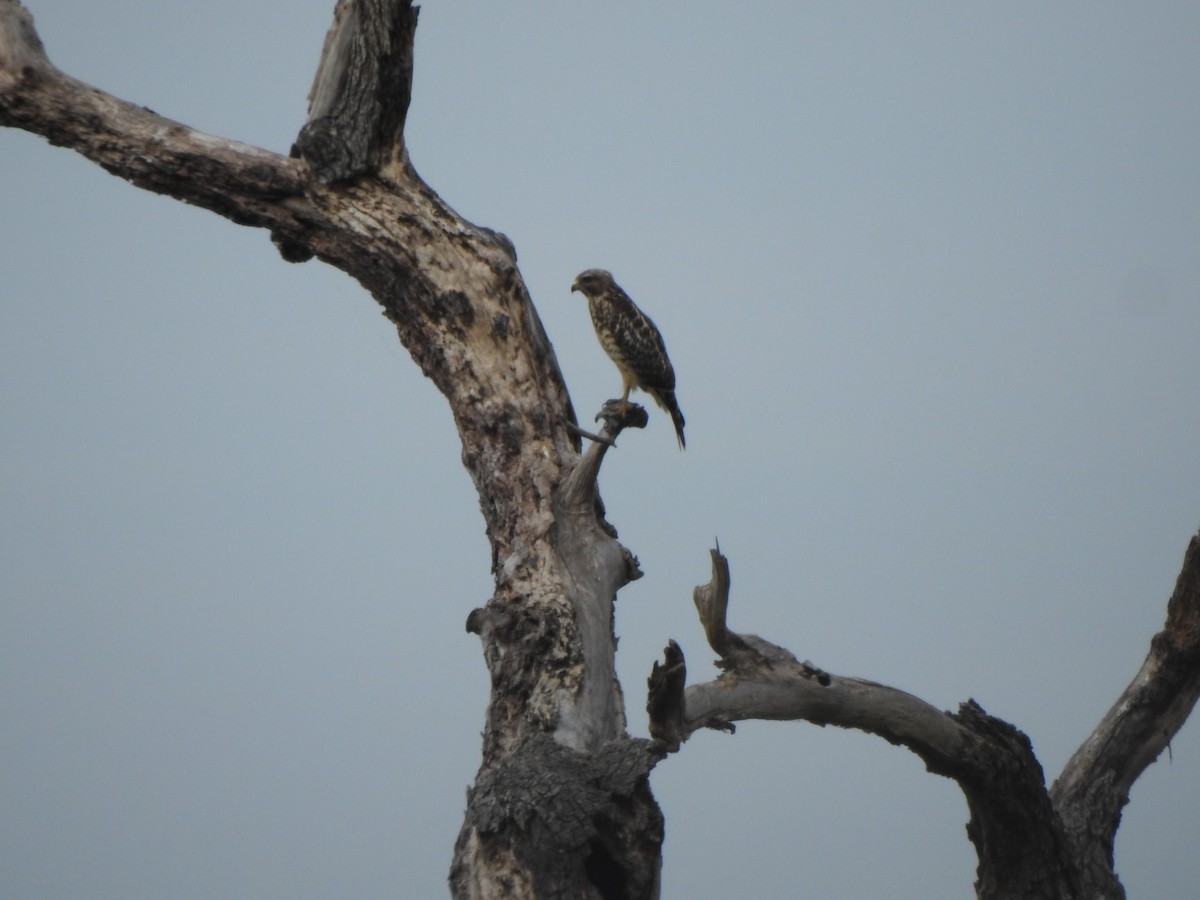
<box><xmin>658</xmin><ymin>391</ymin><xmax>686</xmax><ymax>450</ymax></box>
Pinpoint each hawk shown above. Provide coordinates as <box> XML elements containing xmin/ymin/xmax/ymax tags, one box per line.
<box><xmin>571</xmin><ymin>268</ymin><xmax>686</xmax><ymax>449</ymax></box>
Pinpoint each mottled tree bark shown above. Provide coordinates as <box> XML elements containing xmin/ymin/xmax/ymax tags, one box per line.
<box><xmin>4</xmin><ymin>2</ymin><xmax>1198</xmax><ymax>898</ymax></box>
<box><xmin>1</xmin><ymin>2</ymin><xmax>661</xmax><ymax>897</ymax></box>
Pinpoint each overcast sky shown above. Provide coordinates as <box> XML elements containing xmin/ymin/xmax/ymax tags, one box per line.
<box><xmin>3</xmin><ymin>2</ymin><xmax>1199</xmax><ymax>898</ymax></box>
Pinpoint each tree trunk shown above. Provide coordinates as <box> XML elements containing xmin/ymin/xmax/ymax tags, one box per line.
<box><xmin>0</xmin><ymin>1</ymin><xmax>665</xmax><ymax>895</ymax></box>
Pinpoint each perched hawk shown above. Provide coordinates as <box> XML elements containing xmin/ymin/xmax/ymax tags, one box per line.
<box><xmin>571</xmin><ymin>268</ymin><xmax>686</xmax><ymax>449</ymax></box>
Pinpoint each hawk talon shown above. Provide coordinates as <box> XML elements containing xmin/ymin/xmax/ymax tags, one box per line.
<box><xmin>596</xmin><ymin>399</ymin><xmax>649</xmax><ymax>433</ymax></box>
<box><xmin>593</xmin><ymin>399</ymin><xmax>633</xmax><ymax>424</ymax></box>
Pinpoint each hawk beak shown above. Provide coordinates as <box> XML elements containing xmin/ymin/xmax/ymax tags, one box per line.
<box><xmin>570</xmin><ymin>279</ymin><xmax>581</xmax><ymax>293</ymax></box>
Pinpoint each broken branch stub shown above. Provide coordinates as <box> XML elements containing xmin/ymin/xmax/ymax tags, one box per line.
<box><xmin>646</xmin><ymin>640</ymin><xmax>688</xmax><ymax>750</ymax></box>
<box><xmin>293</xmin><ymin>0</ymin><xmax>419</xmax><ymax>184</ymax></box>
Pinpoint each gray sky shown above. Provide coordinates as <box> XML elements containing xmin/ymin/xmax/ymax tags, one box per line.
<box><xmin>3</xmin><ymin>2</ymin><xmax>1199</xmax><ymax>897</ymax></box>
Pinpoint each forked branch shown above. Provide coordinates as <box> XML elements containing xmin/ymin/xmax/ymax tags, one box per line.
<box><xmin>649</xmin><ymin>534</ymin><xmax>1200</xmax><ymax>898</ymax></box>
<box><xmin>1051</xmin><ymin>529</ymin><xmax>1200</xmax><ymax>896</ymax></box>
<box><xmin>648</xmin><ymin>546</ymin><xmax>967</xmax><ymax>769</ymax></box>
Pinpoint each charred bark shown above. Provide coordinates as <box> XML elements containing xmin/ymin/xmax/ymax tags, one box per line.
<box><xmin>450</xmin><ymin>734</ymin><xmax>662</xmax><ymax>900</ymax></box>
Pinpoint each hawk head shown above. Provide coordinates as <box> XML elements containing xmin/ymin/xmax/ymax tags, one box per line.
<box><xmin>570</xmin><ymin>268</ymin><xmax>614</xmax><ymax>297</ymax></box>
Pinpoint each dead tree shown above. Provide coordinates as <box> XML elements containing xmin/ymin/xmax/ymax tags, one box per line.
<box><xmin>2</xmin><ymin>2</ymin><xmax>1197</xmax><ymax>897</ymax></box>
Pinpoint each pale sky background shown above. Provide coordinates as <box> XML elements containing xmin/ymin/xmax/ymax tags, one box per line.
<box><xmin>3</xmin><ymin>2</ymin><xmax>1199</xmax><ymax>898</ymax></box>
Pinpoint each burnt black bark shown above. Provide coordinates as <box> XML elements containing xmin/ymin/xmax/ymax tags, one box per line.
<box><xmin>451</xmin><ymin>735</ymin><xmax>662</xmax><ymax>900</ymax></box>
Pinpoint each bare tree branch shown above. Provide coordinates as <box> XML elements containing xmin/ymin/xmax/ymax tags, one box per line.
<box><xmin>651</xmin><ymin>546</ymin><xmax>1093</xmax><ymax>898</ymax></box>
<box><xmin>294</xmin><ymin>0</ymin><xmax>417</xmax><ymax>184</ymax></box>
<box><xmin>1051</xmin><ymin>529</ymin><xmax>1200</xmax><ymax>898</ymax></box>
<box><xmin>537</xmin><ymin>401</ymin><xmax>649</xmax><ymax>752</ymax></box>
<box><xmin>651</xmin><ymin>535</ymin><xmax>1200</xmax><ymax>896</ymax></box>
<box><xmin>0</xmin><ymin>0</ymin><xmax>577</xmax><ymax>500</ymax></box>
<box><xmin>557</xmin><ymin>400</ymin><xmax>650</xmax><ymax>516</ymax></box>
<box><xmin>652</xmin><ymin>546</ymin><xmax>966</xmax><ymax>767</ymax></box>
<box><xmin>0</xmin><ymin>2</ymin><xmax>305</xmax><ymax>224</ymax></box>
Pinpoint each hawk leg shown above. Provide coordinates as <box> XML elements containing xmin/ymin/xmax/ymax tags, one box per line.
<box><xmin>617</xmin><ymin>374</ymin><xmax>635</xmax><ymax>415</ymax></box>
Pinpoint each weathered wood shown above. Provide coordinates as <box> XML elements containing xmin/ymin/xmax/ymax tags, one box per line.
<box><xmin>663</xmin><ymin>533</ymin><xmax>1200</xmax><ymax>896</ymax></box>
<box><xmin>0</xmin><ymin>2</ymin><xmax>663</xmax><ymax>896</ymax></box>
<box><xmin>670</xmin><ymin>547</ymin><xmax>965</xmax><ymax>762</ymax></box>
<box><xmin>5</xmin><ymin>3</ymin><xmax>1199</xmax><ymax>897</ymax></box>
<box><xmin>949</xmin><ymin>702</ymin><xmax>1081</xmax><ymax>900</ymax></box>
<box><xmin>1051</xmin><ymin>530</ymin><xmax>1200</xmax><ymax>900</ymax></box>
<box><xmin>293</xmin><ymin>0</ymin><xmax>418</xmax><ymax>184</ymax></box>
<box><xmin>450</xmin><ymin>734</ymin><xmax>662</xmax><ymax>900</ymax></box>
<box><xmin>0</xmin><ymin>26</ymin><xmax>306</xmax><ymax>225</ymax></box>
<box><xmin>646</xmin><ymin>639</ymin><xmax>687</xmax><ymax>749</ymax></box>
